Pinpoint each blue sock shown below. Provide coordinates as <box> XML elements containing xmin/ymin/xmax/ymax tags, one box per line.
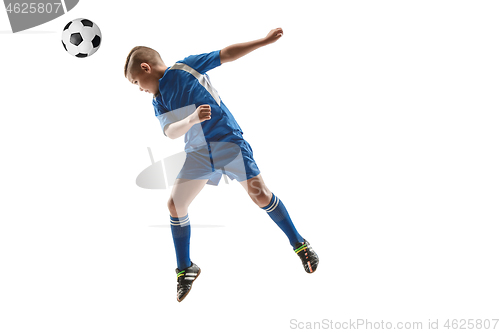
<box><xmin>262</xmin><ymin>193</ymin><xmax>304</xmax><ymax>247</ymax></box>
<box><xmin>170</xmin><ymin>214</ymin><xmax>191</xmax><ymax>270</ymax></box>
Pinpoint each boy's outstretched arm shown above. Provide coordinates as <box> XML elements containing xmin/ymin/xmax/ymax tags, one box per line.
<box><xmin>220</xmin><ymin>28</ymin><xmax>283</xmax><ymax>64</ymax></box>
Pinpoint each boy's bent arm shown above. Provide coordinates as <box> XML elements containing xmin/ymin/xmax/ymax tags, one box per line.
<box><xmin>164</xmin><ymin>117</ymin><xmax>194</xmax><ymax>139</ymax></box>
<box><xmin>164</xmin><ymin>104</ymin><xmax>212</xmax><ymax>139</ymax></box>
<box><xmin>220</xmin><ymin>28</ymin><xmax>283</xmax><ymax>64</ymax></box>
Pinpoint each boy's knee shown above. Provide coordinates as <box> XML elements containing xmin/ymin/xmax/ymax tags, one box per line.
<box><xmin>250</xmin><ymin>188</ymin><xmax>272</xmax><ymax>208</ymax></box>
<box><xmin>167</xmin><ymin>197</ymin><xmax>188</xmax><ymax>217</ymax></box>
<box><xmin>167</xmin><ymin>197</ymin><xmax>176</xmax><ymax>215</ymax></box>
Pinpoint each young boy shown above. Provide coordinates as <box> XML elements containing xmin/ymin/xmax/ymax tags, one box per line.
<box><xmin>124</xmin><ymin>28</ymin><xmax>319</xmax><ymax>302</ymax></box>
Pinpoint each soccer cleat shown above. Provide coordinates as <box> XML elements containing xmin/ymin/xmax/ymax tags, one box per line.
<box><xmin>294</xmin><ymin>239</ymin><xmax>319</xmax><ymax>273</ymax></box>
<box><xmin>176</xmin><ymin>262</ymin><xmax>201</xmax><ymax>302</ymax></box>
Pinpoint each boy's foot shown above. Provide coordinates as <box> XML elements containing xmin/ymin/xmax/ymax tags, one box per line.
<box><xmin>176</xmin><ymin>262</ymin><xmax>201</xmax><ymax>302</ymax></box>
<box><xmin>294</xmin><ymin>239</ymin><xmax>319</xmax><ymax>273</ymax></box>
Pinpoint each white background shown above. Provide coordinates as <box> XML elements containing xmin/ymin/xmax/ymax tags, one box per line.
<box><xmin>1</xmin><ymin>0</ymin><xmax>499</xmax><ymax>332</ymax></box>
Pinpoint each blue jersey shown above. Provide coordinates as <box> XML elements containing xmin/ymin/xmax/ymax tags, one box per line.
<box><xmin>153</xmin><ymin>50</ymin><xmax>243</xmax><ymax>152</ymax></box>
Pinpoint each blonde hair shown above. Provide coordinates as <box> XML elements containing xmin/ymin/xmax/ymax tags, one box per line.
<box><xmin>124</xmin><ymin>46</ymin><xmax>164</xmax><ymax>77</ymax></box>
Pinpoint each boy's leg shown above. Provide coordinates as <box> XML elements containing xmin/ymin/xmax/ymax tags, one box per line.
<box><xmin>240</xmin><ymin>174</ymin><xmax>319</xmax><ymax>273</ymax></box>
<box><xmin>239</xmin><ymin>174</ymin><xmax>304</xmax><ymax>246</ymax></box>
<box><xmin>167</xmin><ymin>178</ymin><xmax>208</xmax><ymax>270</ymax></box>
<box><xmin>168</xmin><ymin>178</ymin><xmax>208</xmax><ymax>302</ymax></box>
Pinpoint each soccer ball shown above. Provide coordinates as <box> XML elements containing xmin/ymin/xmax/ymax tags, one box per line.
<box><xmin>61</xmin><ymin>18</ymin><xmax>102</xmax><ymax>58</ymax></box>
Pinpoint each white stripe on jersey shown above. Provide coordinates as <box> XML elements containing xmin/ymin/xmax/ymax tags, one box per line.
<box><xmin>169</xmin><ymin>63</ymin><xmax>221</xmax><ymax>106</ymax></box>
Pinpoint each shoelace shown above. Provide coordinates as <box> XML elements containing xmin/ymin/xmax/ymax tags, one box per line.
<box><xmin>177</xmin><ymin>270</ymin><xmax>190</xmax><ymax>286</ymax></box>
<box><xmin>295</xmin><ymin>243</ymin><xmax>308</xmax><ymax>254</ymax></box>
<box><xmin>295</xmin><ymin>243</ymin><xmax>310</xmax><ymax>261</ymax></box>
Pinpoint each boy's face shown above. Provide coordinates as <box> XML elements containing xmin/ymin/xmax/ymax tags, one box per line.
<box><xmin>127</xmin><ymin>63</ymin><xmax>159</xmax><ymax>96</ymax></box>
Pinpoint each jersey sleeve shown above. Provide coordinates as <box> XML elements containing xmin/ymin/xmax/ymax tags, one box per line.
<box><xmin>180</xmin><ymin>50</ymin><xmax>221</xmax><ymax>74</ymax></box>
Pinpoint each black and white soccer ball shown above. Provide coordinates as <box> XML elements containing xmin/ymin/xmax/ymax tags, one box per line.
<box><xmin>61</xmin><ymin>18</ymin><xmax>102</xmax><ymax>58</ymax></box>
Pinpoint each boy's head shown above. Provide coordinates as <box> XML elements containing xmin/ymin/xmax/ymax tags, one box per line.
<box><xmin>124</xmin><ymin>46</ymin><xmax>167</xmax><ymax>96</ymax></box>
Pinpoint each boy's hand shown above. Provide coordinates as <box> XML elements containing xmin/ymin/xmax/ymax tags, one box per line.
<box><xmin>190</xmin><ymin>104</ymin><xmax>211</xmax><ymax>124</ymax></box>
<box><xmin>263</xmin><ymin>28</ymin><xmax>283</xmax><ymax>45</ymax></box>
